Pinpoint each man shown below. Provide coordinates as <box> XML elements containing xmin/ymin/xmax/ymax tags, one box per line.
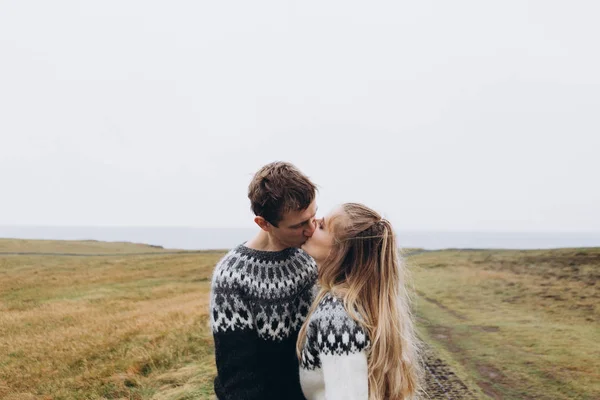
<box><xmin>210</xmin><ymin>161</ymin><xmax>318</xmax><ymax>399</ymax></box>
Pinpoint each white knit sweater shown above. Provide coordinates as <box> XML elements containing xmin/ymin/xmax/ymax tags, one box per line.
<box><xmin>299</xmin><ymin>293</ymin><xmax>370</xmax><ymax>400</ymax></box>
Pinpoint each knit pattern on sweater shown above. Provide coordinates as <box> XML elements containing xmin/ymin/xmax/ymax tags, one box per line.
<box><xmin>300</xmin><ymin>293</ymin><xmax>371</xmax><ymax>371</ymax></box>
<box><xmin>210</xmin><ymin>244</ymin><xmax>317</xmax><ymax>341</ymax></box>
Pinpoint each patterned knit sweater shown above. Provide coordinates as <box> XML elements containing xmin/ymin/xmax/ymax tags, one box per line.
<box><xmin>299</xmin><ymin>293</ymin><xmax>371</xmax><ymax>400</ymax></box>
<box><xmin>210</xmin><ymin>244</ymin><xmax>317</xmax><ymax>400</ymax></box>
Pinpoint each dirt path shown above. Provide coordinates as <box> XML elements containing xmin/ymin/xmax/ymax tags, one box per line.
<box><xmin>407</xmin><ymin>250</ymin><xmax>481</xmax><ymax>399</ymax></box>
<box><xmin>422</xmin><ymin>346</ymin><xmax>480</xmax><ymax>399</ymax></box>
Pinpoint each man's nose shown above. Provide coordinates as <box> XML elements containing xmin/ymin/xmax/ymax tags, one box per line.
<box><xmin>304</xmin><ymin>219</ymin><xmax>316</xmax><ymax>237</ymax></box>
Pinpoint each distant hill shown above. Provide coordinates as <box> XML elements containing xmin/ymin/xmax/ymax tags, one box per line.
<box><xmin>0</xmin><ymin>238</ymin><xmax>181</xmax><ymax>254</ymax></box>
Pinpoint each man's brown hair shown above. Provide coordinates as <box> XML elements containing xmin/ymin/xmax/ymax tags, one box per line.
<box><xmin>248</xmin><ymin>162</ymin><xmax>317</xmax><ymax>227</ymax></box>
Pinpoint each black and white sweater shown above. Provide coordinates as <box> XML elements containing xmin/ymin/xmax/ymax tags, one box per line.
<box><xmin>299</xmin><ymin>293</ymin><xmax>371</xmax><ymax>400</ymax></box>
<box><xmin>210</xmin><ymin>244</ymin><xmax>317</xmax><ymax>400</ymax></box>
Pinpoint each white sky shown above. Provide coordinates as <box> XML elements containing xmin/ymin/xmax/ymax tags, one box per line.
<box><xmin>1</xmin><ymin>0</ymin><xmax>598</xmax><ymax>232</ymax></box>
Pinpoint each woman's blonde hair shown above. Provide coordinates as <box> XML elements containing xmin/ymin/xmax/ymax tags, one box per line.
<box><xmin>297</xmin><ymin>203</ymin><xmax>422</xmax><ymax>400</ymax></box>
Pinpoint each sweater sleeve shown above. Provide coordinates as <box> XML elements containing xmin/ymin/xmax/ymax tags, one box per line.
<box><xmin>321</xmin><ymin>351</ymin><xmax>369</xmax><ymax>400</ymax></box>
<box><xmin>210</xmin><ymin>267</ymin><xmax>267</xmax><ymax>399</ymax></box>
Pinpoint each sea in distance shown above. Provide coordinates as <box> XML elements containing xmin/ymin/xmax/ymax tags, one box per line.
<box><xmin>1</xmin><ymin>226</ymin><xmax>599</xmax><ymax>251</ymax></box>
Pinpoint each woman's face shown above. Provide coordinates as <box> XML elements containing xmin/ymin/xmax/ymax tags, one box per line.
<box><xmin>301</xmin><ymin>208</ymin><xmax>339</xmax><ymax>265</ymax></box>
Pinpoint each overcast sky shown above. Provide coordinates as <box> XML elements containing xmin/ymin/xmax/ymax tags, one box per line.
<box><xmin>1</xmin><ymin>0</ymin><xmax>598</xmax><ymax>232</ymax></box>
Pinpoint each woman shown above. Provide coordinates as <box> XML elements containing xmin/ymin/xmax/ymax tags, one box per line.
<box><xmin>298</xmin><ymin>203</ymin><xmax>422</xmax><ymax>400</ymax></box>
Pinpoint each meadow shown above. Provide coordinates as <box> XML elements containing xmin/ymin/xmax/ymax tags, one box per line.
<box><xmin>409</xmin><ymin>248</ymin><xmax>599</xmax><ymax>400</ymax></box>
<box><xmin>0</xmin><ymin>239</ymin><xmax>219</xmax><ymax>399</ymax></box>
<box><xmin>0</xmin><ymin>239</ymin><xmax>598</xmax><ymax>399</ymax></box>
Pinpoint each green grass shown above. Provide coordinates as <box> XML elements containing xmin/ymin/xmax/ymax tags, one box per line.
<box><xmin>410</xmin><ymin>248</ymin><xmax>600</xmax><ymax>400</ymax></box>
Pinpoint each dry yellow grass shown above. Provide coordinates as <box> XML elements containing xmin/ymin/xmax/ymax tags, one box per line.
<box><xmin>0</xmin><ymin>241</ymin><xmax>224</xmax><ymax>399</ymax></box>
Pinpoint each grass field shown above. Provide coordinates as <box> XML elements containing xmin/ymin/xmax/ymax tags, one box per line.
<box><xmin>411</xmin><ymin>248</ymin><xmax>599</xmax><ymax>400</ymax></box>
<box><xmin>1</xmin><ymin>240</ymin><xmax>598</xmax><ymax>399</ymax></box>
<box><xmin>0</xmin><ymin>240</ymin><xmax>220</xmax><ymax>399</ymax></box>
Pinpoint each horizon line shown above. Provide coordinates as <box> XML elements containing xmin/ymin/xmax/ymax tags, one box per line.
<box><xmin>1</xmin><ymin>225</ymin><xmax>599</xmax><ymax>234</ymax></box>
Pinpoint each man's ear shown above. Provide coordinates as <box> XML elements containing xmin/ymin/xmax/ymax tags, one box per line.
<box><xmin>254</xmin><ymin>216</ymin><xmax>272</xmax><ymax>232</ymax></box>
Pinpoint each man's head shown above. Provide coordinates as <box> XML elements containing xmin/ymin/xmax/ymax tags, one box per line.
<box><xmin>248</xmin><ymin>161</ymin><xmax>318</xmax><ymax>248</ymax></box>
